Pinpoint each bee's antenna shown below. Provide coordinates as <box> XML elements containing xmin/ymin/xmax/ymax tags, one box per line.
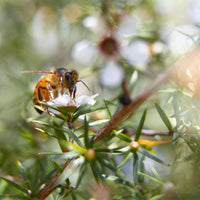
<box><xmin>77</xmin><ymin>80</ymin><xmax>91</xmax><ymax>91</ymax></box>
<box><xmin>20</xmin><ymin>70</ymin><xmax>54</xmax><ymax>74</ymax></box>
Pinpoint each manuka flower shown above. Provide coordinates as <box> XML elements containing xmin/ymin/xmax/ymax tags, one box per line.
<box><xmin>46</xmin><ymin>94</ymin><xmax>96</xmax><ymax>115</ymax></box>
<box><xmin>98</xmin><ymin>35</ymin><xmax>120</xmax><ymax>59</ymax></box>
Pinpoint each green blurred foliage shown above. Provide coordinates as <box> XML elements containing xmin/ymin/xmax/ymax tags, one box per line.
<box><xmin>0</xmin><ymin>0</ymin><xmax>200</xmax><ymax>199</ymax></box>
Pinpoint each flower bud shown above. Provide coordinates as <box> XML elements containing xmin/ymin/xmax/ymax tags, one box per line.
<box><xmin>85</xmin><ymin>149</ymin><xmax>96</xmax><ymax>161</ymax></box>
<box><xmin>130</xmin><ymin>141</ymin><xmax>139</xmax><ymax>151</ymax></box>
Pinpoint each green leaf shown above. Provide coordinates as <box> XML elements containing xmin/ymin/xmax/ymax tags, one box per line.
<box><xmin>0</xmin><ymin>180</ymin><xmax>7</xmax><ymax>194</ymax></box>
<box><xmin>53</xmin><ymin>161</ymin><xmax>64</xmax><ymax>173</ymax></box>
<box><xmin>155</xmin><ymin>103</ymin><xmax>172</xmax><ymax>131</ymax></box>
<box><xmin>71</xmin><ymin>192</ymin><xmax>77</xmax><ymax>200</ymax></box>
<box><xmin>133</xmin><ymin>152</ymin><xmax>139</xmax><ymax>185</ymax></box>
<box><xmin>40</xmin><ymin>169</ymin><xmax>56</xmax><ymax>186</ymax></box>
<box><xmin>76</xmin><ymin>162</ymin><xmax>86</xmax><ymax>188</ymax></box>
<box><xmin>129</xmin><ymin>70</ymin><xmax>138</xmax><ymax>91</ymax></box>
<box><xmin>139</xmin><ymin>148</ymin><xmax>170</xmax><ymax>166</ymax></box>
<box><xmin>148</xmin><ymin>164</ymin><xmax>162</xmax><ymax>181</ymax></box>
<box><xmin>117</xmin><ymin>133</ymin><xmax>132</xmax><ymax>143</ymax></box>
<box><xmin>63</xmin><ymin>127</ymin><xmax>83</xmax><ymax>147</ymax></box>
<box><xmin>172</xmin><ymin>131</ymin><xmax>179</xmax><ymax>147</ymax></box>
<box><xmin>117</xmin><ymin>152</ymin><xmax>132</xmax><ymax>169</ymax></box>
<box><xmin>39</xmin><ymin>152</ymin><xmax>63</xmax><ymax>156</ymax></box>
<box><xmin>72</xmin><ymin>105</ymin><xmax>105</xmax><ymax>122</ymax></box>
<box><xmin>135</xmin><ymin>109</ymin><xmax>147</xmax><ymax>141</ymax></box>
<box><xmin>84</xmin><ymin>116</ymin><xmax>90</xmax><ymax>149</ymax></box>
<box><xmin>90</xmin><ymin>160</ymin><xmax>105</xmax><ymax>182</ymax></box>
<box><xmin>89</xmin><ymin>119</ymin><xmax>109</xmax><ymax>126</ymax></box>
<box><xmin>59</xmin><ymin>151</ymin><xmax>81</xmax><ymax>159</ymax></box>
<box><xmin>1</xmin><ymin>177</ymin><xmax>30</xmax><ymax>195</ymax></box>
<box><xmin>54</xmin><ymin>159</ymin><xmax>79</xmax><ymax>187</ymax></box>
<box><xmin>149</xmin><ymin>194</ymin><xmax>163</xmax><ymax>200</ymax></box>
<box><xmin>138</xmin><ymin>172</ymin><xmax>163</xmax><ymax>185</ymax></box>
<box><xmin>31</xmin><ymin>119</ymin><xmax>74</xmax><ymax>141</ymax></box>
<box><xmin>106</xmin><ymin>175</ymin><xmax>134</xmax><ymax>188</ymax></box>
<box><xmin>40</xmin><ymin>102</ymin><xmax>66</xmax><ymax>115</ymax></box>
<box><xmin>104</xmin><ymin>99</ymin><xmax>112</xmax><ymax>118</ymax></box>
<box><xmin>16</xmin><ymin>161</ymin><xmax>29</xmax><ymax>188</ymax></box>
<box><xmin>0</xmin><ymin>194</ymin><xmax>29</xmax><ymax>199</ymax></box>
<box><xmin>97</xmin><ymin>157</ymin><xmax>116</xmax><ymax>172</ymax></box>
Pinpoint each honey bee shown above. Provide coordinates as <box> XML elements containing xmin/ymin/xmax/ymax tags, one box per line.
<box><xmin>22</xmin><ymin>68</ymin><xmax>89</xmax><ymax>114</ymax></box>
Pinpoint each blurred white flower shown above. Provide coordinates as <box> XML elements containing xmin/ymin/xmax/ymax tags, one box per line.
<box><xmin>83</xmin><ymin>16</ymin><xmax>98</xmax><ymax>30</ymax></box>
<box><xmin>100</xmin><ymin>61</ymin><xmax>124</xmax><ymax>88</ymax></box>
<box><xmin>83</xmin><ymin>15</ymin><xmax>107</xmax><ymax>35</ymax></box>
<box><xmin>71</xmin><ymin>40</ymin><xmax>97</xmax><ymax>66</ymax></box>
<box><xmin>116</xmin><ymin>16</ymin><xmax>137</xmax><ymax>38</ymax></box>
<box><xmin>47</xmin><ymin>94</ymin><xmax>96</xmax><ymax>115</ymax></box>
<box><xmin>30</xmin><ymin>6</ymin><xmax>59</xmax><ymax>56</ymax></box>
<box><xmin>154</xmin><ymin>0</ymin><xmax>175</xmax><ymax>14</ymax></box>
<box><xmin>160</xmin><ymin>23</ymin><xmax>175</xmax><ymax>41</ymax></box>
<box><xmin>186</xmin><ymin>0</ymin><xmax>200</xmax><ymax>25</ymax></box>
<box><xmin>48</xmin><ymin>94</ymin><xmax>71</xmax><ymax>107</ymax></box>
<box><xmin>121</xmin><ymin>39</ymin><xmax>151</xmax><ymax>67</ymax></box>
<box><xmin>152</xmin><ymin>41</ymin><xmax>166</xmax><ymax>54</ymax></box>
<box><xmin>166</xmin><ymin>24</ymin><xmax>200</xmax><ymax>55</ymax></box>
<box><xmin>98</xmin><ymin>36</ymin><xmax>120</xmax><ymax>59</ymax></box>
<box><xmin>76</xmin><ymin>95</ymin><xmax>96</xmax><ymax>106</ymax></box>
<box><xmin>48</xmin><ymin>94</ymin><xmax>95</xmax><ymax>107</ymax></box>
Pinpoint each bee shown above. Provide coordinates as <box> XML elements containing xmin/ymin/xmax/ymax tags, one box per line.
<box><xmin>22</xmin><ymin>68</ymin><xmax>89</xmax><ymax>114</ymax></box>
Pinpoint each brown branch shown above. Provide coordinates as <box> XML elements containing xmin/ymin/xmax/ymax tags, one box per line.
<box><xmin>128</xmin><ymin>129</ymin><xmax>173</xmax><ymax>136</ymax></box>
<box><xmin>93</xmin><ymin>71</ymin><xmax>171</xmax><ymax>143</ymax></box>
<box><xmin>37</xmin><ymin>159</ymin><xmax>72</xmax><ymax>200</ymax></box>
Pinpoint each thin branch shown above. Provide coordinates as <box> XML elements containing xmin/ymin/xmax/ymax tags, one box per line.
<box><xmin>37</xmin><ymin>159</ymin><xmax>72</xmax><ymax>200</ymax></box>
<box><xmin>93</xmin><ymin>71</ymin><xmax>171</xmax><ymax>143</ymax></box>
<box><xmin>128</xmin><ymin>129</ymin><xmax>173</xmax><ymax>136</ymax></box>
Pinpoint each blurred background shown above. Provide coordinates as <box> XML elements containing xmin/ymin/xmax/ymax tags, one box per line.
<box><xmin>1</xmin><ymin>0</ymin><xmax>200</xmax><ymax>198</ymax></box>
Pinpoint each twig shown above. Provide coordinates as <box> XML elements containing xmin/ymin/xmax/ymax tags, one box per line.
<box><xmin>37</xmin><ymin>159</ymin><xmax>72</xmax><ymax>200</ymax></box>
<box><xmin>93</xmin><ymin>71</ymin><xmax>171</xmax><ymax>143</ymax></box>
<box><xmin>128</xmin><ymin>129</ymin><xmax>173</xmax><ymax>136</ymax></box>
<box><xmin>37</xmin><ymin>113</ymin><xmax>75</xmax><ymax>199</ymax></box>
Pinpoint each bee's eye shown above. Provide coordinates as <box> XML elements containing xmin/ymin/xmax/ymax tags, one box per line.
<box><xmin>65</xmin><ymin>72</ymin><xmax>71</xmax><ymax>80</ymax></box>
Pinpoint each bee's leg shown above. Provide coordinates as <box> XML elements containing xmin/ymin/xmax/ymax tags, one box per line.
<box><xmin>38</xmin><ymin>86</ymin><xmax>51</xmax><ymax>115</ymax></box>
<box><xmin>50</xmin><ymin>84</ymin><xmax>58</xmax><ymax>99</ymax></box>
<box><xmin>73</xmin><ymin>86</ymin><xmax>77</xmax><ymax>100</ymax></box>
<box><xmin>61</xmin><ymin>82</ymin><xmax>64</xmax><ymax>95</ymax></box>
<box><xmin>53</xmin><ymin>89</ymin><xmax>58</xmax><ymax>98</ymax></box>
<box><xmin>38</xmin><ymin>86</ymin><xmax>47</xmax><ymax>101</ymax></box>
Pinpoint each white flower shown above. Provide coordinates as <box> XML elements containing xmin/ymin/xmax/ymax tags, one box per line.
<box><xmin>152</xmin><ymin>41</ymin><xmax>166</xmax><ymax>54</ymax></box>
<box><xmin>121</xmin><ymin>39</ymin><xmax>151</xmax><ymax>67</ymax></box>
<box><xmin>166</xmin><ymin>24</ymin><xmax>200</xmax><ymax>56</ymax></box>
<box><xmin>47</xmin><ymin>94</ymin><xmax>96</xmax><ymax>115</ymax></box>
<box><xmin>82</xmin><ymin>15</ymin><xmax>107</xmax><ymax>35</ymax></box>
<box><xmin>100</xmin><ymin>61</ymin><xmax>124</xmax><ymax>88</ymax></box>
<box><xmin>75</xmin><ymin>95</ymin><xmax>96</xmax><ymax>107</ymax></box>
<box><xmin>186</xmin><ymin>0</ymin><xmax>200</xmax><ymax>25</ymax></box>
<box><xmin>116</xmin><ymin>16</ymin><xmax>138</xmax><ymax>38</ymax></box>
<box><xmin>153</xmin><ymin>0</ymin><xmax>175</xmax><ymax>14</ymax></box>
<box><xmin>30</xmin><ymin>6</ymin><xmax>59</xmax><ymax>56</ymax></box>
<box><xmin>48</xmin><ymin>94</ymin><xmax>71</xmax><ymax>107</ymax></box>
<box><xmin>71</xmin><ymin>40</ymin><xmax>97</xmax><ymax>66</ymax></box>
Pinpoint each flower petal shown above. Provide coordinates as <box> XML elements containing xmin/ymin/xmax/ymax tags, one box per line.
<box><xmin>76</xmin><ymin>95</ymin><xmax>96</xmax><ymax>106</ymax></box>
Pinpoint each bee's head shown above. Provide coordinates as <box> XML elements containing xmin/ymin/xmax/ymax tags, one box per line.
<box><xmin>65</xmin><ymin>70</ymin><xmax>79</xmax><ymax>89</ymax></box>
